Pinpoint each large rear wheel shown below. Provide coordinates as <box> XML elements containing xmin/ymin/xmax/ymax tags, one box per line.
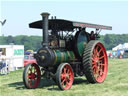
<box><xmin>56</xmin><ymin>63</ymin><xmax>74</xmax><ymax>90</ymax></box>
<box><xmin>23</xmin><ymin>63</ymin><xmax>41</xmax><ymax>89</ymax></box>
<box><xmin>83</xmin><ymin>41</ymin><xmax>108</xmax><ymax>83</ymax></box>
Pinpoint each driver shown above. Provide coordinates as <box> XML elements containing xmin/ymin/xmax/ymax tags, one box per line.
<box><xmin>90</xmin><ymin>31</ymin><xmax>95</xmax><ymax>40</ymax></box>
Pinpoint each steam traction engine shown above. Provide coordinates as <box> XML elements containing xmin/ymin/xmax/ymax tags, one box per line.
<box><xmin>23</xmin><ymin>12</ymin><xmax>112</xmax><ymax>90</ymax></box>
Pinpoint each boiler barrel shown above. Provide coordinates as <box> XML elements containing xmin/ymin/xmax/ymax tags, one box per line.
<box><xmin>53</xmin><ymin>50</ymin><xmax>75</xmax><ymax>65</ymax></box>
<box><xmin>36</xmin><ymin>48</ymin><xmax>75</xmax><ymax>67</ymax></box>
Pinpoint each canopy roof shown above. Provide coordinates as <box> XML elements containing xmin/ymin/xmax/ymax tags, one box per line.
<box><xmin>29</xmin><ymin>19</ymin><xmax>112</xmax><ymax>31</ymax></box>
<box><xmin>112</xmin><ymin>43</ymin><xmax>128</xmax><ymax>51</ymax></box>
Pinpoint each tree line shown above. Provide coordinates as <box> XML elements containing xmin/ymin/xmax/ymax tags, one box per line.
<box><xmin>0</xmin><ymin>35</ymin><xmax>42</xmax><ymax>51</ymax></box>
<box><xmin>100</xmin><ymin>34</ymin><xmax>128</xmax><ymax>50</ymax></box>
<box><xmin>0</xmin><ymin>34</ymin><xmax>128</xmax><ymax>51</ymax></box>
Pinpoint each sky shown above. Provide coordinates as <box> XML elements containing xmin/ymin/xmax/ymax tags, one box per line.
<box><xmin>0</xmin><ymin>0</ymin><xmax>128</xmax><ymax>36</ymax></box>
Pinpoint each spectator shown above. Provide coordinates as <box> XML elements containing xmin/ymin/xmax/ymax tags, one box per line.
<box><xmin>109</xmin><ymin>52</ymin><xmax>112</xmax><ymax>58</ymax></box>
<box><xmin>0</xmin><ymin>50</ymin><xmax>8</xmax><ymax>75</ymax></box>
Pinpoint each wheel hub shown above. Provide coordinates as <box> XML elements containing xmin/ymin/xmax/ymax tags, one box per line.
<box><xmin>31</xmin><ymin>73</ymin><xmax>35</xmax><ymax>79</ymax></box>
<box><xmin>66</xmin><ymin>74</ymin><xmax>69</xmax><ymax>79</ymax></box>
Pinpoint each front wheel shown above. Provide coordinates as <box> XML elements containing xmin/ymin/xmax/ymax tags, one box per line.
<box><xmin>23</xmin><ymin>63</ymin><xmax>41</xmax><ymax>89</ymax></box>
<box><xmin>56</xmin><ymin>63</ymin><xmax>74</xmax><ymax>90</ymax></box>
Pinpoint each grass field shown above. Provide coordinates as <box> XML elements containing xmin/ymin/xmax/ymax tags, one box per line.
<box><xmin>0</xmin><ymin>59</ymin><xmax>128</xmax><ymax>96</ymax></box>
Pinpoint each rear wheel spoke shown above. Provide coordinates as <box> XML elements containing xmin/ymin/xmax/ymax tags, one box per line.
<box><xmin>99</xmin><ymin>55</ymin><xmax>105</xmax><ymax>59</ymax></box>
<box><xmin>98</xmin><ymin>48</ymin><xmax>102</xmax><ymax>55</ymax></box>
<box><xmin>95</xmin><ymin>46</ymin><xmax>99</xmax><ymax>55</ymax></box>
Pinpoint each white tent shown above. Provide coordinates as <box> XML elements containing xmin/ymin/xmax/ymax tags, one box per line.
<box><xmin>122</xmin><ymin>43</ymin><xmax>128</xmax><ymax>49</ymax></box>
<box><xmin>112</xmin><ymin>44</ymin><xmax>122</xmax><ymax>51</ymax></box>
<box><xmin>112</xmin><ymin>43</ymin><xmax>128</xmax><ymax>51</ymax></box>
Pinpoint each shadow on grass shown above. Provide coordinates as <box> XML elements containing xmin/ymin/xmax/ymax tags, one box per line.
<box><xmin>8</xmin><ymin>82</ymin><xmax>25</xmax><ymax>90</ymax></box>
<box><xmin>74</xmin><ymin>78</ymin><xmax>89</xmax><ymax>85</ymax></box>
<box><xmin>8</xmin><ymin>78</ymin><xmax>88</xmax><ymax>90</ymax></box>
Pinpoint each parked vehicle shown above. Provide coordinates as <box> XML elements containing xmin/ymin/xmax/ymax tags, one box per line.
<box><xmin>24</xmin><ymin>55</ymin><xmax>36</xmax><ymax>66</ymax></box>
<box><xmin>123</xmin><ymin>50</ymin><xmax>128</xmax><ymax>58</ymax></box>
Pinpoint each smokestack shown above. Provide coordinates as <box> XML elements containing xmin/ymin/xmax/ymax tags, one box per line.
<box><xmin>40</xmin><ymin>12</ymin><xmax>50</xmax><ymax>47</ymax></box>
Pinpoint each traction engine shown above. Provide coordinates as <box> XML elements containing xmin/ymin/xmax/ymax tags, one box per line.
<box><xmin>23</xmin><ymin>12</ymin><xmax>112</xmax><ymax>90</ymax></box>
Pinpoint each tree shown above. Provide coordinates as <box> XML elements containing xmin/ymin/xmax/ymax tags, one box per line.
<box><xmin>7</xmin><ymin>35</ymin><xmax>15</xmax><ymax>44</ymax></box>
<box><xmin>104</xmin><ymin>34</ymin><xmax>111</xmax><ymax>44</ymax></box>
<box><xmin>21</xmin><ymin>36</ymin><xmax>29</xmax><ymax>45</ymax></box>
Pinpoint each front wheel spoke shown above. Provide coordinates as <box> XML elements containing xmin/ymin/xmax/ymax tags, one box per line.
<box><xmin>61</xmin><ymin>73</ymin><xmax>65</xmax><ymax>79</ymax></box>
<box><xmin>29</xmin><ymin>67</ymin><xmax>32</xmax><ymax>72</ymax></box>
<box><xmin>61</xmin><ymin>78</ymin><xmax>66</xmax><ymax>86</ymax></box>
<box><xmin>68</xmin><ymin>70</ymin><xmax>72</xmax><ymax>75</ymax></box>
<box><xmin>27</xmin><ymin>74</ymin><xmax>31</xmax><ymax>79</ymax></box>
<box><xmin>29</xmin><ymin>79</ymin><xmax>32</xmax><ymax>85</ymax></box>
<box><xmin>64</xmin><ymin>67</ymin><xmax>66</xmax><ymax>74</ymax></box>
<box><xmin>36</xmin><ymin>75</ymin><xmax>41</xmax><ymax>78</ymax></box>
<box><xmin>66</xmin><ymin>69</ymin><xmax>69</xmax><ymax>74</ymax></box>
<box><xmin>27</xmin><ymin>77</ymin><xmax>30</xmax><ymax>81</ymax></box>
<box><xmin>68</xmin><ymin>72</ymin><xmax>71</xmax><ymax>76</ymax></box>
<box><xmin>34</xmin><ymin>68</ymin><xmax>36</xmax><ymax>73</ymax></box>
<box><xmin>33</xmin><ymin>77</ymin><xmax>35</xmax><ymax>80</ymax></box>
<box><xmin>66</xmin><ymin>78</ymin><xmax>70</xmax><ymax>86</ymax></box>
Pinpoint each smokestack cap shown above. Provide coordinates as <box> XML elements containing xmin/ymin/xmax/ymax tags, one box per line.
<box><xmin>40</xmin><ymin>12</ymin><xmax>50</xmax><ymax>17</ymax></box>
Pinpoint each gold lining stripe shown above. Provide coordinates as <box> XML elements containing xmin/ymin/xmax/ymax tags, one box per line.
<box><xmin>61</xmin><ymin>52</ymin><xmax>64</xmax><ymax>63</ymax></box>
<box><xmin>67</xmin><ymin>51</ymin><xmax>71</xmax><ymax>59</ymax></box>
<box><xmin>72</xmin><ymin>52</ymin><xmax>75</xmax><ymax>59</ymax></box>
<box><xmin>53</xmin><ymin>50</ymin><xmax>57</xmax><ymax>65</ymax></box>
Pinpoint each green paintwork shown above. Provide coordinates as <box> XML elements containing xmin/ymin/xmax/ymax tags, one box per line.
<box><xmin>77</xmin><ymin>42</ymin><xmax>85</xmax><ymax>56</ymax></box>
<box><xmin>77</xmin><ymin>31</ymin><xmax>88</xmax><ymax>57</ymax></box>
<box><xmin>54</xmin><ymin>50</ymin><xmax>75</xmax><ymax>65</ymax></box>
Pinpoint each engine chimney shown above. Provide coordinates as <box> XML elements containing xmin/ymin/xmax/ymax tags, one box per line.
<box><xmin>40</xmin><ymin>12</ymin><xmax>50</xmax><ymax>47</ymax></box>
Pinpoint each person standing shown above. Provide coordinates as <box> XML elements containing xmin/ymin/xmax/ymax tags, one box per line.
<box><xmin>0</xmin><ymin>49</ymin><xmax>8</xmax><ymax>75</ymax></box>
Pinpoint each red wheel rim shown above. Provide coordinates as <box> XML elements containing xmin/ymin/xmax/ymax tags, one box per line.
<box><xmin>27</xmin><ymin>64</ymin><xmax>41</xmax><ymax>88</ymax></box>
<box><xmin>91</xmin><ymin>43</ymin><xmax>108</xmax><ymax>83</ymax></box>
<box><xmin>60</xmin><ymin>64</ymin><xmax>73</xmax><ymax>90</ymax></box>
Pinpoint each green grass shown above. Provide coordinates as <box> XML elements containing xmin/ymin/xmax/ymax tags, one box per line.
<box><xmin>0</xmin><ymin>59</ymin><xmax>128</xmax><ymax>96</ymax></box>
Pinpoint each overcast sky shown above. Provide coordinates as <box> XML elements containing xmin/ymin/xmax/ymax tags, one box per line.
<box><xmin>0</xmin><ymin>0</ymin><xmax>128</xmax><ymax>36</ymax></box>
